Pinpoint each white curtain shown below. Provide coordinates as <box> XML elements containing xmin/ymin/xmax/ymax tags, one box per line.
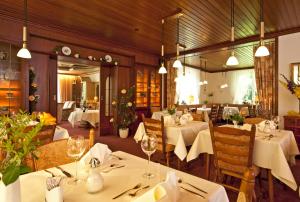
<box><xmin>175</xmin><ymin>67</ymin><xmax>201</xmax><ymax>105</ymax></box>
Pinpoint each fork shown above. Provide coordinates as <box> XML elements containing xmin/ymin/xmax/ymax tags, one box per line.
<box><xmin>128</xmin><ymin>185</ymin><xmax>150</xmax><ymax>197</ymax></box>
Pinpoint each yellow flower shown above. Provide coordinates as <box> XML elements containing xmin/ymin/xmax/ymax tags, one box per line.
<box><xmin>127</xmin><ymin>102</ymin><xmax>132</xmax><ymax>107</ymax></box>
<box><xmin>121</xmin><ymin>89</ymin><xmax>127</xmax><ymax>94</ymax></box>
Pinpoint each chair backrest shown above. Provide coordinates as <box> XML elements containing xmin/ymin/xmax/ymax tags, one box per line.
<box><xmin>33</xmin><ymin>124</ymin><xmax>56</xmax><ymax>145</ymax></box>
<box><xmin>191</xmin><ymin>112</ymin><xmax>204</xmax><ymax>121</ymax></box>
<box><xmin>217</xmin><ymin>106</ymin><xmax>224</xmax><ymax>120</ymax></box>
<box><xmin>209</xmin><ymin>121</ymin><xmax>256</xmax><ymax>175</ymax></box>
<box><xmin>248</xmin><ymin>106</ymin><xmax>256</xmax><ymax>118</ymax></box>
<box><xmin>244</xmin><ymin>117</ymin><xmax>265</xmax><ymax>125</ymax></box>
<box><xmin>142</xmin><ymin>114</ymin><xmax>166</xmax><ymax>154</ymax></box>
<box><xmin>31</xmin><ymin>129</ymin><xmax>95</xmax><ymax>171</ymax></box>
<box><xmin>240</xmin><ymin>107</ymin><xmax>249</xmax><ymax>117</ymax></box>
<box><xmin>210</xmin><ymin>105</ymin><xmax>219</xmax><ymax>122</ymax></box>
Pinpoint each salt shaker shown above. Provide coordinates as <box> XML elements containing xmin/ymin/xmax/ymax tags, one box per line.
<box><xmin>86</xmin><ymin>158</ymin><xmax>104</xmax><ymax>193</ymax></box>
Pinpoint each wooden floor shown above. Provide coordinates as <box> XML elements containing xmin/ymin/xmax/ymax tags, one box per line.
<box><xmin>59</xmin><ymin>121</ymin><xmax>300</xmax><ymax>202</ymax></box>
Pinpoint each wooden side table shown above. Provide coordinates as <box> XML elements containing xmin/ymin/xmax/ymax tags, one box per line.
<box><xmin>283</xmin><ymin>116</ymin><xmax>300</xmax><ymax>151</ymax></box>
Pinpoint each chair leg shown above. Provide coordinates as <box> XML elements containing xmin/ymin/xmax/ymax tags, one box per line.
<box><xmin>205</xmin><ymin>153</ymin><xmax>210</xmax><ymax>180</ymax></box>
<box><xmin>166</xmin><ymin>152</ymin><xmax>170</xmax><ymax>167</ymax></box>
<box><xmin>177</xmin><ymin>158</ymin><xmax>181</xmax><ymax>170</ymax></box>
<box><xmin>268</xmin><ymin>170</ymin><xmax>274</xmax><ymax>202</ymax></box>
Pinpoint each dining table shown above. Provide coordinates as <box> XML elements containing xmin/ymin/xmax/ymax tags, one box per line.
<box><xmin>68</xmin><ymin>109</ymin><xmax>99</xmax><ymax>128</ymax></box>
<box><xmin>19</xmin><ymin>151</ymin><xmax>229</xmax><ymax>202</ymax></box>
<box><xmin>134</xmin><ymin>120</ymin><xmax>208</xmax><ymax>161</ymax></box>
<box><xmin>186</xmin><ymin>124</ymin><xmax>300</xmax><ymax>201</ymax></box>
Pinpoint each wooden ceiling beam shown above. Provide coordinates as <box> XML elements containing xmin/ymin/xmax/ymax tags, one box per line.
<box><xmin>166</xmin><ymin>26</ymin><xmax>300</xmax><ymax>58</ymax></box>
<box><xmin>183</xmin><ymin>62</ymin><xmax>254</xmax><ymax>73</ymax></box>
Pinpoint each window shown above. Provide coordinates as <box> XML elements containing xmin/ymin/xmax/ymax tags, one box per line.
<box><xmin>233</xmin><ymin>69</ymin><xmax>256</xmax><ymax>104</ymax></box>
<box><xmin>175</xmin><ymin>67</ymin><xmax>200</xmax><ymax>105</ymax></box>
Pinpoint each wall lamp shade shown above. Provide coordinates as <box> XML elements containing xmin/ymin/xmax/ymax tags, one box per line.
<box><xmin>226</xmin><ymin>52</ymin><xmax>239</xmax><ymax>66</ymax></box>
<box><xmin>173</xmin><ymin>59</ymin><xmax>183</xmax><ymax>68</ymax></box>
<box><xmin>255</xmin><ymin>43</ymin><xmax>270</xmax><ymax>57</ymax></box>
<box><xmin>17</xmin><ymin>26</ymin><xmax>31</xmax><ymax>59</ymax></box>
<box><xmin>221</xmin><ymin>83</ymin><xmax>228</xmax><ymax>89</ymax></box>
<box><xmin>158</xmin><ymin>64</ymin><xmax>167</xmax><ymax>74</ymax></box>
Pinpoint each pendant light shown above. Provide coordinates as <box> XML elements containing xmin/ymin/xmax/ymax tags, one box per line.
<box><xmin>221</xmin><ymin>66</ymin><xmax>228</xmax><ymax>88</ymax></box>
<box><xmin>159</xmin><ymin>19</ymin><xmax>167</xmax><ymax>74</ymax></box>
<box><xmin>255</xmin><ymin>0</ymin><xmax>270</xmax><ymax>57</ymax></box>
<box><xmin>203</xmin><ymin>59</ymin><xmax>208</xmax><ymax>84</ymax></box>
<box><xmin>226</xmin><ymin>0</ymin><xmax>239</xmax><ymax>66</ymax></box>
<box><xmin>17</xmin><ymin>0</ymin><xmax>31</xmax><ymax>59</ymax></box>
<box><xmin>172</xmin><ymin>16</ymin><xmax>183</xmax><ymax>68</ymax></box>
<box><xmin>199</xmin><ymin>58</ymin><xmax>204</xmax><ymax>86</ymax></box>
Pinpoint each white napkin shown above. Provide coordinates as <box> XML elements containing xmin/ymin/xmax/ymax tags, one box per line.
<box><xmin>133</xmin><ymin>171</ymin><xmax>180</xmax><ymax>202</ymax></box>
<box><xmin>164</xmin><ymin>116</ymin><xmax>175</xmax><ymax>126</ymax></box>
<box><xmin>45</xmin><ymin>186</ymin><xmax>63</xmax><ymax>202</ymax></box>
<box><xmin>257</xmin><ymin>120</ymin><xmax>276</xmax><ymax>133</ymax></box>
<box><xmin>80</xmin><ymin>143</ymin><xmax>112</xmax><ymax>165</ymax></box>
<box><xmin>0</xmin><ymin>178</ymin><xmax>21</xmax><ymax>202</ymax></box>
<box><xmin>179</xmin><ymin>114</ymin><xmax>193</xmax><ymax>125</ymax></box>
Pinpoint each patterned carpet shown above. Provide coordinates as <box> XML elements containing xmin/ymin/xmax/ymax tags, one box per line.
<box><xmin>59</xmin><ymin>121</ymin><xmax>300</xmax><ymax>202</ymax></box>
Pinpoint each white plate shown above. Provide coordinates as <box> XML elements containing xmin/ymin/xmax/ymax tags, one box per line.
<box><xmin>105</xmin><ymin>55</ymin><xmax>112</xmax><ymax>62</ymax></box>
<box><xmin>61</xmin><ymin>46</ymin><xmax>71</xmax><ymax>56</ymax></box>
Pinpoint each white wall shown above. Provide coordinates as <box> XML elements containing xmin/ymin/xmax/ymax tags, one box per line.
<box><xmin>278</xmin><ymin>33</ymin><xmax>300</xmax><ymax>118</ymax></box>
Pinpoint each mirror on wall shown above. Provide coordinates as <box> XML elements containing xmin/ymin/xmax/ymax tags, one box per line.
<box><xmin>291</xmin><ymin>63</ymin><xmax>300</xmax><ymax>85</ymax></box>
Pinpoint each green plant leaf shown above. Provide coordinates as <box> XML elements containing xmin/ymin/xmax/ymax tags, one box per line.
<box><xmin>19</xmin><ymin>165</ymin><xmax>31</xmax><ymax>175</ymax></box>
<box><xmin>2</xmin><ymin>164</ymin><xmax>19</xmax><ymax>186</ymax></box>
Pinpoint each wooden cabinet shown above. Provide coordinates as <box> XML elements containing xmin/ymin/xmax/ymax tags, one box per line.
<box><xmin>0</xmin><ymin>42</ymin><xmax>22</xmax><ymax>115</ymax></box>
<box><xmin>283</xmin><ymin>116</ymin><xmax>300</xmax><ymax>150</ymax></box>
<box><xmin>135</xmin><ymin>66</ymin><xmax>161</xmax><ymax>111</ymax></box>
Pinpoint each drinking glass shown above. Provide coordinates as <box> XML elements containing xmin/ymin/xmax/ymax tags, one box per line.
<box><xmin>141</xmin><ymin>134</ymin><xmax>157</xmax><ymax>179</ymax></box>
<box><xmin>67</xmin><ymin>135</ymin><xmax>86</xmax><ymax>184</ymax></box>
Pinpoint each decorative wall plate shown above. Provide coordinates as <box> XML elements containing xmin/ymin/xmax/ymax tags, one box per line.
<box><xmin>61</xmin><ymin>46</ymin><xmax>71</xmax><ymax>56</ymax></box>
<box><xmin>105</xmin><ymin>55</ymin><xmax>112</xmax><ymax>62</ymax></box>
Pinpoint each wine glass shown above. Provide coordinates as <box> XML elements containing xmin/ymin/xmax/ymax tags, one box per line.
<box><xmin>141</xmin><ymin>134</ymin><xmax>157</xmax><ymax>179</ymax></box>
<box><xmin>67</xmin><ymin>135</ymin><xmax>86</xmax><ymax>184</ymax></box>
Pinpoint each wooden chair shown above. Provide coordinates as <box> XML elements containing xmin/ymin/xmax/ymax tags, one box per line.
<box><xmin>209</xmin><ymin>121</ymin><xmax>258</xmax><ymax>202</ymax></box>
<box><xmin>142</xmin><ymin>114</ymin><xmax>176</xmax><ymax>167</ymax></box>
<box><xmin>248</xmin><ymin>106</ymin><xmax>256</xmax><ymax>118</ymax></box>
<box><xmin>216</xmin><ymin>105</ymin><xmax>224</xmax><ymax>123</ymax></box>
<box><xmin>191</xmin><ymin>112</ymin><xmax>204</xmax><ymax>121</ymax></box>
<box><xmin>210</xmin><ymin>105</ymin><xmax>218</xmax><ymax>123</ymax></box>
<box><xmin>240</xmin><ymin>107</ymin><xmax>249</xmax><ymax>118</ymax></box>
<box><xmin>34</xmin><ymin>124</ymin><xmax>56</xmax><ymax>145</ymax></box>
<box><xmin>244</xmin><ymin>117</ymin><xmax>265</xmax><ymax>125</ymax></box>
<box><xmin>30</xmin><ymin>129</ymin><xmax>95</xmax><ymax>171</ymax></box>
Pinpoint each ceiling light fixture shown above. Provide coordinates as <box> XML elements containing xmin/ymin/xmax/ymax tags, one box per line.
<box><xmin>158</xmin><ymin>19</ymin><xmax>167</xmax><ymax>74</ymax></box>
<box><xmin>220</xmin><ymin>66</ymin><xmax>228</xmax><ymax>89</ymax></box>
<box><xmin>172</xmin><ymin>16</ymin><xmax>183</xmax><ymax>68</ymax></box>
<box><xmin>255</xmin><ymin>0</ymin><xmax>270</xmax><ymax>57</ymax></box>
<box><xmin>226</xmin><ymin>0</ymin><xmax>239</xmax><ymax>66</ymax></box>
<box><xmin>17</xmin><ymin>0</ymin><xmax>31</xmax><ymax>59</ymax></box>
<box><xmin>203</xmin><ymin>59</ymin><xmax>208</xmax><ymax>85</ymax></box>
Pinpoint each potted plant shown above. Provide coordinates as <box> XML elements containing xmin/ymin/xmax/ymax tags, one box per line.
<box><xmin>0</xmin><ymin>111</ymin><xmax>43</xmax><ymax>202</ymax></box>
<box><xmin>111</xmin><ymin>86</ymin><xmax>137</xmax><ymax>138</ymax></box>
<box><xmin>167</xmin><ymin>105</ymin><xmax>176</xmax><ymax>115</ymax></box>
<box><xmin>230</xmin><ymin>113</ymin><xmax>244</xmax><ymax>128</ymax></box>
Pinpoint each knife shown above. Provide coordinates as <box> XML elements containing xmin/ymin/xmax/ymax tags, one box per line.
<box><xmin>56</xmin><ymin>166</ymin><xmax>73</xmax><ymax>178</ymax></box>
<box><xmin>180</xmin><ymin>186</ymin><xmax>205</xmax><ymax>198</ymax></box>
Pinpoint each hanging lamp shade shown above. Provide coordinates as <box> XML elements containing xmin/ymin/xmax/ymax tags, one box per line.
<box><xmin>255</xmin><ymin>40</ymin><xmax>270</xmax><ymax>57</ymax></box>
<box><xmin>226</xmin><ymin>51</ymin><xmax>239</xmax><ymax>66</ymax></box>
<box><xmin>17</xmin><ymin>0</ymin><xmax>31</xmax><ymax>59</ymax></box>
<box><xmin>255</xmin><ymin>0</ymin><xmax>269</xmax><ymax>57</ymax></box>
<box><xmin>158</xmin><ymin>64</ymin><xmax>167</xmax><ymax>74</ymax></box>
<box><xmin>173</xmin><ymin>58</ymin><xmax>183</xmax><ymax>68</ymax></box>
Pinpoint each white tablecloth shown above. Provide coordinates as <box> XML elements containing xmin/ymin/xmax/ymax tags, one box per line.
<box><xmin>20</xmin><ymin>151</ymin><xmax>229</xmax><ymax>202</ymax></box>
<box><xmin>53</xmin><ymin>126</ymin><xmax>70</xmax><ymax>141</ymax></box>
<box><xmin>187</xmin><ymin>124</ymin><xmax>300</xmax><ymax>191</ymax></box>
<box><xmin>68</xmin><ymin>109</ymin><xmax>99</xmax><ymax>127</ymax></box>
<box><xmin>134</xmin><ymin>121</ymin><xmax>208</xmax><ymax>161</ymax></box>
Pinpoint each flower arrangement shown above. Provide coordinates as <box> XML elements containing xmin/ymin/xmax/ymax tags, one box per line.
<box><xmin>280</xmin><ymin>74</ymin><xmax>300</xmax><ymax>113</ymax></box>
<box><xmin>167</xmin><ymin>105</ymin><xmax>176</xmax><ymax>115</ymax></box>
<box><xmin>111</xmin><ymin>86</ymin><xmax>137</xmax><ymax>129</ymax></box>
<box><xmin>230</xmin><ymin>113</ymin><xmax>244</xmax><ymax>124</ymax></box>
<box><xmin>0</xmin><ymin>111</ymin><xmax>43</xmax><ymax>186</ymax></box>
<box><xmin>29</xmin><ymin>67</ymin><xmax>39</xmax><ymax>114</ymax></box>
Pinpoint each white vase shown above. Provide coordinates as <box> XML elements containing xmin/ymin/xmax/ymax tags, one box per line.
<box><xmin>119</xmin><ymin>128</ymin><xmax>129</xmax><ymax>138</ymax></box>
<box><xmin>0</xmin><ymin>178</ymin><xmax>21</xmax><ymax>202</ymax></box>
<box><xmin>233</xmin><ymin>120</ymin><xmax>238</xmax><ymax>128</ymax></box>
<box><xmin>86</xmin><ymin>168</ymin><xmax>104</xmax><ymax>193</ymax></box>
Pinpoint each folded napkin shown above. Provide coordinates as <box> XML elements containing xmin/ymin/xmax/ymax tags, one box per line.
<box><xmin>45</xmin><ymin>186</ymin><xmax>63</xmax><ymax>202</ymax></box>
<box><xmin>164</xmin><ymin>115</ymin><xmax>175</xmax><ymax>126</ymax></box>
<box><xmin>80</xmin><ymin>143</ymin><xmax>112</xmax><ymax>165</ymax></box>
<box><xmin>179</xmin><ymin>114</ymin><xmax>193</xmax><ymax>125</ymax></box>
<box><xmin>257</xmin><ymin>120</ymin><xmax>276</xmax><ymax>133</ymax></box>
<box><xmin>45</xmin><ymin>177</ymin><xmax>63</xmax><ymax>202</ymax></box>
<box><xmin>133</xmin><ymin>171</ymin><xmax>180</xmax><ymax>202</ymax></box>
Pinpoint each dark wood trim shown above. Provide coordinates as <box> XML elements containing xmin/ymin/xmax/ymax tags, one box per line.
<box><xmin>183</xmin><ymin>62</ymin><xmax>254</xmax><ymax>73</ymax></box>
<box><xmin>275</xmin><ymin>37</ymin><xmax>279</xmax><ymax>115</ymax></box>
<box><xmin>135</xmin><ymin>62</ymin><xmax>158</xmax><ymax>68</ymax></box>
<box><xmin>166</xmin><ymin>26</ymin><xmax>300</xmax><ymax>58</ymax></box>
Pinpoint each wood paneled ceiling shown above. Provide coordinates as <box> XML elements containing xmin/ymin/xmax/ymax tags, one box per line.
<box><xmin>0</xmin><ymin>0</ymin><xmax>299</xmax><ymax>70</ymax></box>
